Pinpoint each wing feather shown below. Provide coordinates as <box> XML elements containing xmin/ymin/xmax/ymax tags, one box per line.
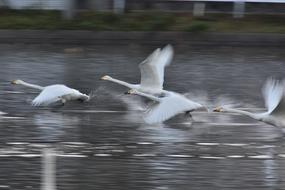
<box><xmin>144</xmin><ymin>92</ymin><xmax>203</xmax><ymax>124</ymax></box>
<box><xmin>139</xmin><ymin>45</ymin><xmax>174</xmax><ymax>91</ymax></box>
<box><xmin>262</xmin><ymin>78</ymin><xmax>284</xmax><ymax>114</ymax></box>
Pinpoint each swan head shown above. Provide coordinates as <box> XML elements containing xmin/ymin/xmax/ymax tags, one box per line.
<box><xmin>126</xmin><ymin>89</ymin><xmax>138</xmax><ymax>95</ymax></box>
<box><xmin>213</xmin><ymin>104</ymin><xmax>239</xmax><ymax>112</ymax></box>
<box><xmin>11</xmin><ymin>79</ymin><xmax>24</xmax><ymax>85</ymax></box>
<box><xmin>213</xmin><ymin>106</ymin><xmax>224</xmax><ymax>112</ymax></box>
<box><xmin>79</xmin><ymin>94</ymin><xmax>90</xmax><ymax>102</ymax></box>
<box><xmin>101</xmin><ymin>75</ymin><xmax>112</xmax><ymax>80</ymax></box>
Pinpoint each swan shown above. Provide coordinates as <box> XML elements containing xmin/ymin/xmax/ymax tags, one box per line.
<box><xmin>101</xmin><ymin>44</ymin><xmax>174</xmax><ymax>94</ymax></box>
<box><xmin>11</xmin><ymin>79</ymin><xmax>89</xmax><ymax>106</ymax></box>
<box><xmin>214</xmin><ymin>78</ymin><xmax>285</xmax><ymax>129</ymax></box>
<box><xmin>127</xmin><ymin>89</ymin><xmax>207</xmax><ymax>124</ymax></box>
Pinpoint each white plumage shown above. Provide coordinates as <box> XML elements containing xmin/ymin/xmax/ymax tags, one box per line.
<box><xmin>32</xmin><ymin>84</ymin><xmax>88</xmax><ymax>106</ymax></box>
<box><xmin>214</xmin><ymin>78</ymin><xmax>285</xmax><ymax>128</ymax></box>
<box><xmin>11</xmin><ymin>80</ymin><xmax>89</xmax><ymax>106</ymax></box>
<box><xmin>139</xmin><ymin>45</ymin><xmax>173</xmax><ymax>92</ymax></box>
<box><xmin>101</xmin><ymin>44</ymin><xmax>174</xmax><ymax>94</ymax></box>
<box><xmin>262</xmin><ymin>78</ymin><xmax>284</xmax><ymax>115</ymax></box>
<box><xmin>128</xmin><ymin>89</ymin><xmax>206</xmax><ymax>124</ymax></box>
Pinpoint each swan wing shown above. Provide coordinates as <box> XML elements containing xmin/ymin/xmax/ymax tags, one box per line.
<box><xmin>262</xmin><ymin>78</ymin><xmax>284</xmax><ymax>114</ymax></box>
<box><xmin>139</xmin><ymin>45</ymin><xmax>174</xmax><ymax>91</ymax></box>
<box><xmin>266</xmin><ymin>82</ymin><xmax>285</xmax><ymax>118</ymax></box>
<box><xmin>144</xmin><ymin>92</ymin><xmax>203</xmax><ymax>124</ymax></box>
<box><xmin>270</xmin><ymin>96</ymin><xmax>285</xmax><ymax>119</ymax></box>
<box><xmin>32</xmin><ymin>85</ymin><xmax>79</xmax><ymax>106</ymax></box>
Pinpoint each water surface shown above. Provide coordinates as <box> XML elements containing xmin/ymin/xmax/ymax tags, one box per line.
<box><xmin>0</xmin><ymin>44</ymin><xmax>285</xmax><ymax>189</ymax></box>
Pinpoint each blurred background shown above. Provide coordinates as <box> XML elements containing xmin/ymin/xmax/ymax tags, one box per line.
<box><xmin>0</xmin><ymin>0</ymin><xmax>283</xmax><ymax>32</ymax></box>
<box><xmin>0</xmin><ymin>1</ymin><xmax>284</xmax><ymax>190</ymax></box>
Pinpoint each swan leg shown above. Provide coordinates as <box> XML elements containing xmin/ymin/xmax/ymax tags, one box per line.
<box><xmin>185</xmin><ymin>111</ymin><xmax>194</xmax><ymax>121</ymax></box>
<box><xmin>61</xmin><ymin>98</ymin><xmax>66</xmax><ymax>106</ymax></box>
<box><xmin>50</xmin><ymin>98</ymin><xmax>65</xmax><ymax>108</ymax></box>
<box><xmin>77</xmin><ymin>98</ymin><xmax>85</xmax><ymax>102</ymax></box>
<box><xmin>185</xmin><ymin>111</ymin><xmax>192</xmax><ymax>117</ymax></box>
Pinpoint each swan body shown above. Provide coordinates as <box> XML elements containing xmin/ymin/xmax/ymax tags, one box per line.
<box><xmin>101</xmin><ymin>44</ymin><xmax>174</xmax><ymax>94</ymax></box>
<box><xmin>11</xmin><ymin>80</ymin><xmax>89</xmax><ymax>106</ymax></box>
<box><xmin>128</xmin><ymin>89</ymin><xmax>207</xmax><ymax>124</ymax></box>
<box><xmin>214</xmin><ymin>78</ymin><xmax>285</xmax><ymax>128</ymax></box>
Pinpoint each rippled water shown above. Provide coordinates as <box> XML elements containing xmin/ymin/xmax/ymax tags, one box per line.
<box><xmin>0</xmin><ymin>44</ymin><xmax>285</xmax><ymax>189</ymax></box>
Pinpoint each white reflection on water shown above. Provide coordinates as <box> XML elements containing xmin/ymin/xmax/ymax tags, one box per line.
<box><xmin>0</xmin><ymin>111</ymin><xmax>7</xmax><ymax>115</ymax></box>
<box><xmin>41</xmin><ymin>148</ymin><xmax>56</xmax><ymax>190</ymax></box>
<box><xmin>263</xmin><ymin>158</ymin><xmax>278</xmax><ymax>187</ymax></box>
<box><xmin>33</xmin><ymin>112</ymin><xmax>80</xmax><ymax>141</ymax></box>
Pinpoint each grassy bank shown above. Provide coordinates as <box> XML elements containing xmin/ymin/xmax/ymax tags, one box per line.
<box><xmin>0</xmin><ymin>10</ymin><xmax>284</xmax><ymax>33</ymax></box>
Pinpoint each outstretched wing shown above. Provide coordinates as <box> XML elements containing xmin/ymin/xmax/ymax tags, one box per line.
<box><xmin>144</xmin><ymin>92</ymin><xmax>203</xmax><ymax>124</ymax></box>
<box><xmin>139</xmin><ymin>45</ymin><xmax>174</xmax><ymax>91</ymax></box>
<box><xmin>262</xmin><ymin>78</ymin><xmax>284</xmax><ymax>115</ymax></box>
<box><xmin>32</xmin><ymin>85</ymin><xmax>77</xmax><ymax>106</ymax></box>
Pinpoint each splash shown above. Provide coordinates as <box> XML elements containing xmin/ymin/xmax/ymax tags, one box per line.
<box><xmin>86</xmin><ymin>86</ymin><xmax>107</xmax><ymax>101</ymax></box>
<box><xmin>213</xmin><ymin>95</ymin><xmax>241</xmax><ymax>110</ymax></box>
<box><xmin>99</xmin><ymin>87</ymin><xmax>146</xmax><ymax>111</ymax></box>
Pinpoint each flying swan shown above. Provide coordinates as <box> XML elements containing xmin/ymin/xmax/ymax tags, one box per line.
<box><xmin>214</xmin><ymin>78</ymin><xmax>285</xmax><ymax>129</ymax></box>
<box><xmin>127</xmin><ymin>89</ymin><xmax>207</xmax><ymax>124</ymax></box>
<box><xmin>101</xmin><ymin>44</ymin><xmax>174</xmax><ymax>94</ymax></box>
<box><xmin>11</xmin><ymin>80</ymin><xmax>89</xmax><ymax>106</ymax></box>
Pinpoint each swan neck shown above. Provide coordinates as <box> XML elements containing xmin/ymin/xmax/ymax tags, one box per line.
<box><xmin>108</xmin><ymin>77</ymin><xmax>136</xmax><ymax>89</ymax></box>
<box><xmin>224</xmin><ymin>108</ymin><xmax>261</xmax><ymax>120</ymax></box>
<box><xmin>19</xmin><ymin>81</ymin><xmax>44</xmax><ymax>90</ymax></box>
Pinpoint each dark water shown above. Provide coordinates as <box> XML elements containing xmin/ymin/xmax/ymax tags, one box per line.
<box><xmin>0</xmin><ymin>44</ymin><xmax>285</xmax><ymax>190</ymax></box>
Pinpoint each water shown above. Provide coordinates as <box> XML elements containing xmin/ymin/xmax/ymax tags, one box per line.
<box><xmin>0</xmin><ymin>44</ymin><xmax>284</xmax><ymax>189</ymax></box>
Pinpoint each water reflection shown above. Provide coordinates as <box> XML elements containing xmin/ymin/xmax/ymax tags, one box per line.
<box><xmin>33</xmin><ymin>112</ymin><xmax>81</xmax><ymax>142</ymax></box>
<box><xmin>0</xmin><ymin>44</ymin><xmax>284</xmax><ymax>189</ymax></box>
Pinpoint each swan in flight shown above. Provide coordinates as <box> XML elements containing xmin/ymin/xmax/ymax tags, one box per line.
<box><xmin>101</xmin><ymin>44</ymin><xmax>174</xmax><ymax>94</ymax></box>
<box><xmin>214</xmin><ymin>78</ymin><xmax>285</xmax><ymax>129</ymax></box>
<box><xmin>127</xmin><ymin>89</ymin><xmax>207</xmax><ymax>124</ymax></box>
<box><xmin>11</xmin><ymin>80</ymin><xmax>89</xmax><ymax>106</ymax></box>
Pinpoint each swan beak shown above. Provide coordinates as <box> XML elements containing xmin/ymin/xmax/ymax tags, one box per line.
<box><xmin>213</xmin><ymin>107</ymin><xmax>222</xmax><ymax>112</ymax></box>
<box><xmin>125</xmin><ymin>90</ymin><xmax>132</xmax><ymax>95</ymax></box>
<box><xmin>11</xmin><ymin>80</ymin><xmax>17</xmax><ymax>84</ymax></box>
<box><xmin>125</xmin><ymin>89</ymin><xmax>136</xmax><ymax>95</ymax></box>
<box><xmin>101</xmin><ymin>75</ymin><xmax>108</xmax><ymax>80</ymax></box>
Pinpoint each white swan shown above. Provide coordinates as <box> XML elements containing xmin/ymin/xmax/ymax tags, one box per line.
<box><xmin>11</xmin><ymin>80</ymin><xmax>89</xmax><ymax>106</ymax></box>
<box><xmin>101</xmin><ymin>44</ymin><xmax>174</xmax><ymax>94</ymax></box>
<box><xmin>214</xmin><ymin>78</ymin><xmax>285</xmax><ymax>128</ymax></box>
<box><xmin>127</xmin><ymin>89</ymin><xmax>207</xmax><ymax>124</ymax></box>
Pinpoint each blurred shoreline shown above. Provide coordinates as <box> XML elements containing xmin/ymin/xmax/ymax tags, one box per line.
<box><xmin>0</xmin><ymin>30</ymin><xmax>284</xmax><ymax>46</ymax></box>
